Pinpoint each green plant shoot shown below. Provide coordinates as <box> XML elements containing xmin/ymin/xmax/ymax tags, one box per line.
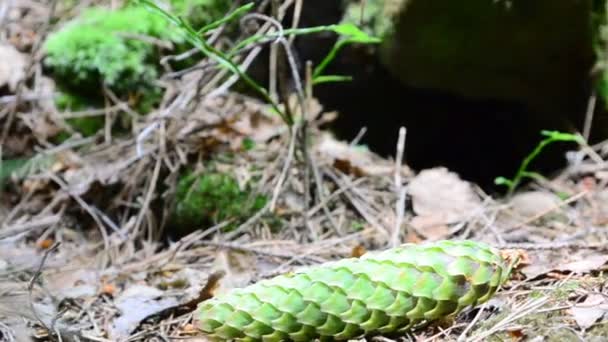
<box><xmin>495</xmin><ymin>130</ymin><xmax>584</xmax><ymax>195</ymax></box>
<box><xmin>134</xmin><ymin>0</ymin><xmax>293</xmax><ymax>124</ymax></box>
<box><xmin>230</xmin><ymin>23</ymin><xmax>380</xmax><ymax>85</ymax></box>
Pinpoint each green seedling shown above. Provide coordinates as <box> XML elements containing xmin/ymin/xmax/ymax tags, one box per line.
<box><xmin>495</xmin><ymin>130</ymin><xmax>584</xmax><ymax>195</ymax></box>
<box><xmin>136</xmin><ymin>0</ymin><xmax>379</xmax><ymax>125</ymax></box>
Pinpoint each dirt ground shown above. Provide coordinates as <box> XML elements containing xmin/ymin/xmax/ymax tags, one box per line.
<box><xmin>1</xmin><ymin>1</ymin><xmax>608</xmax><ymax>341</ymax></box>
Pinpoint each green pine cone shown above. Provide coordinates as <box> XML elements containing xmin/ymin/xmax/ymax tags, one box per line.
<box><xmin>196</xmin><ymin>240</ymin><xmax>510</xmax><ymax>341</ymax></box>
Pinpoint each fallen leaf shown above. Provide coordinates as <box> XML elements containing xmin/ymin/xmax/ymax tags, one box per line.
<box><xmin>45</xmin><ymin>268</ymin><xmax>98</xmax><ymax>299</ymax></box>
<box><xmin>351</xmin><ymin>245</ymin><xmax>367</xmax><ymax>258</ymax></box>
<box><xmin>181</xmin><ymin>323</ymin><xmax>198</xmax><ymax>335</ymax></box>
<box><xmin>520</xmin><ymin>250</ymin><xmax>608</xmax><ymax>279</ymax></box>
<box><xmin>408</xmin><ymin>167</ymin><xmax>481</xmax><ymax>223</ymax></box>
<box><xmin>510</xmin><ymin>191</ymin><xmax>561</xmax><ymax>219</ymax></box>
<box><xmin>0</xmin><ymin>43</ymin><xmax>28</xmax><ymax>92</ymax></box>
<box><xmin>100</xmin><ymin>283</ymin><xmax>116</xmax><ymax>296</ymax></box>
<box><xmin>568</xmin><ymin>294</ymin><xmax>608</xmax><ymax>329</ymax></box>
<box><xmin>37</xmin><ymin>239</ymin><xmax>54</xmax><ymax>249</ymax></box>
<box><xmin>109</xmin><ymin>285</ymin><xmax>180</xmax><ymax>340</ymax></box>
<box><xmin>409</xmin><ymin>215</ymin><xmax>451</xmax><ymax>241</ymax></box>
<box><xmin>558</xmin><ymin>255</ymin><xmax>608</xmax><ymax>274</ymax></box>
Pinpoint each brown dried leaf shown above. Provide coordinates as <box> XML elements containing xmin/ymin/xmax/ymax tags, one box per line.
<box><xmin>520</xmin><ymin>250</ymin><xmax>608</xmax><ymax>279</ymax></box>
<box><xmin>568</xmin><ymin>294</ymin><xmax>608</xmax><ymax>329</ymax></box>
<box><xmin>558</xmin><ymin>255</ymin><xmax>608</xmax><ymax>274</ymax></box>
<box><xmin>409</xmin><ymin>215</ymin><xmax>451</xmax><ymax>241</ymax></box>
<box><xmin>109</xmin><ymin>285</ymin><xmax>180</xmax><ymax>340</ymax></box>
<box><xmin>510</xmin><ymin>191</ymin><xmax>561</xmax><ymax>218</ymax></box>
<box><xmin>409</xmin><ymin>167</ymin><xmax>481</xmax><ymax>223</ymax></box>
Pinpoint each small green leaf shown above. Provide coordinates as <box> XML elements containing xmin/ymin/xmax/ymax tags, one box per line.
<box><xmin>242</xmin><ymin>137</ymin><xmax>255</xmax><ymax>151</ymax></box>
<box><xmin>540</xmin><ymin>130</ymin><xmax>584</xmax><ymax>143</ymax></box>
<box><xmin>331</xmin><ymin>23</ymin><xmax>381</xmax><ymax>44</ymax></box>
<box><xmin>494</xmin><ymin>176</ymin><xmax>513</xmax><ymax>187</ymax></box>
<box><xmin>312</xmin><ymin>75</ymin><xmax>353</xmax><ymax>85</ymax></box>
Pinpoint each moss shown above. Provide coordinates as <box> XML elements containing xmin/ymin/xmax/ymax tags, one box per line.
<box><xmin>44</xmin><ymin>0</ymin><xmax>230</xmax><ymax>95</ymax></box>
<box><xmin>44</xmin><ymin>6</ymin><xmax>176</xmax><ymax>94</ymax></box>
<box><xmin>171</xmin><ymin>171</ymin><xmax>267</xmax><ymax>233</ymax></box>
<box><xmin>44</xmin><ymin>0</ymin><xmax>230</xmax><ymax>137</ymax></box>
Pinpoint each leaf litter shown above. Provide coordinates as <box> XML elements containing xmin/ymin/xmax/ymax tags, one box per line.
<box><xmin>1</xmin><ymin>1</ymin><xmax>608</xmax><ymax>341</ymax></box>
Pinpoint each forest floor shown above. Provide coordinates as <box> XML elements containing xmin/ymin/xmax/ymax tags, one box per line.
<box><xmin>1</xmin><ymin>1</ymin><xmax>608</xmax><ymax>341</ymax></box>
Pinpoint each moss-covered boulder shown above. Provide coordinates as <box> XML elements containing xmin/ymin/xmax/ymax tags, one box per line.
<box><xmin>44</xmin><ymin>0</ymin><xmax>230</xmax><ymax>96</ymax></box>
<box><xmin>345</xmin><ymin>0</ymin><xmax>600</xmax><ymax>134</ymax></box>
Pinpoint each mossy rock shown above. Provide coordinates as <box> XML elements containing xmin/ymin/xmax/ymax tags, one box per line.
<box><xmin>170</xmin><ymin>171</ymin><xmax>267</xmax><ymax>235</ymax></box>
<box><xmin>44</xmin><ymin>0</ymin><xmax>230</xmax><ymax>95</ymax></box>
<box><xmin>344</xmin><ymin>0</ymin><xmax>602</xmax><ymax>134</ymax></box>
<box><xmin>44</xmin><ymin>0</ymin><xmax>230</xmax><ymax>137</ymax></box>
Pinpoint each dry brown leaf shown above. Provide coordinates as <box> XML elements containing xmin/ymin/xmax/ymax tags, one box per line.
<box><xmin>0</xmin><ymin>43</ymin><xmax>27</xmax><ymax>92</ymax></box>
<box><xmin>408</xmin><ymin>167</ymin><xmax>481</xmax><ymax>223</ymax></box>
<box><xmin>36</xmin><ymin>239</ymin><xmax>54</xmax><ymax>249</ymax></box>
<box><xmin>520</xmin><ymin>250</ymin><xmax>608</xmax><ymax>279</ymax></box>
<box><xmin>557</xmin><ymin>255</ymin><xmax>608</xmax><ymax>274</ymax></box>
<box><xmin>109</xmin><ymin>285</ymin><xmax>180</xmax><ymax>340</ymax></box>
<box><xmin>510</xmin><ymin>191</ymin><xmax>561</xmax><ymax>218</ymax></box>
<box><xmin>100</xmin><ymin>282</ymin><xmax>117</xmax><ymax>296</ymax></box>
<box><xmin>409</xmin><ymin>215</ymin><xmax>451</xmax><ymax>241</ymax></box>
<box><xmin>351</xmin><ymin>245</ymin><xmax>367</xmax><ymax>258</ymax></box>
<box><xmin>568</xmin><ymin>294</ymin><xmax>608</xmax><ymax>329</ymax></box>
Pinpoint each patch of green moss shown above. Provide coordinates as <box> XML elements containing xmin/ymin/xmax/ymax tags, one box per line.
<box><xmin>171</xmin><ymin>171</ymin><xmax>267</xmax><ymax>232</ymax></box>
<box><xmin>44</xmin><ymin>0</ymin><xmax>229</xmax><ymax>95</ymax></box>
<box><xmin>45</xmin><ymin>0</ymin><xmax>230</xmax><ymax>137</ymax></box>
<box><xmin>44</xmin><ymin>6</ymin><xmax>175</xmax><ymax>94</ymax></box>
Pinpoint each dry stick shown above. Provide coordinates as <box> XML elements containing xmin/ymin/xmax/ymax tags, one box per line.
<box><xmin>392</xmin><ymin>127</ymin><xmax>407</xmax><ymax>247</ymax></box>
<box><xmin>326</xmin><ymin>170</ymin><xmax>388</xmax><ymax>237</ymax></box>
<box><xmin>350</xmin><ymin>127</ymin><xmax>367</xmax><ymax>146</ymax></box>
<box><xmin>199</xmin><ymin>240</ymin><xmax>323</xmax><ymax>262</ymax></box>
<box><xmin>207</xmin><ymin>5</ymin><xmax>287</xmax><ymax>97</ymax></box>
<box><xmin>270</xmin><ymin>123</ymin><xmax>299</xmax><ymax>211</ymax></box>
<box><xmin>500</xmin><ymin>241</ymin><xmax>608</xmax><ymax>251</ymax></box>
<box><xmin>469</xmin><ymin>296</ymin><xmax>549</xmax><ymax>342</ymax></box>
<box><xmin>583</xmin><ymin>93</ymin><xmax>597</xmax><ymax>142</ymax></box>
<box><xmin>28</xmin><ymin>242</ymin><xmax>61</xmax><ymax>341</ymax></box>
<box><xmin>288</xmin><ymin>0</ymin><xmax>303</xmax><ymax>46</ymax></box>
<box><xmin>0</xmin><ymin>214</ymin><xmax>61</xmax><ymax>240</ymax></box>
<box><xmin>1</xmin><ymin>189</ymin><xmax>34</xmax><ymax>227</ymax></box>
<box><xmin>304</xmin><ymin>60</ymin><xmax>339</xmax><ymax>234</ymax></box>
<box><xmin>307</xmin><ymin>177</ymin><xmax>366</xmax><ymax>218</ymax></box>
<box><xmin>457</xmin><ymin>302</ymin><xmax>488</xmax><ymax>342</ymax></box>
<box><xmin>223</xmin><ymin>202</ymin><xmax>271</xmax><ymax>241</ymax></box>
<box><xmin>133</xmin><ymin>155</ymin><xmax>162</xmax><ymax>240</ymax></box>
<box><xmin>268</xmin><ymin>0</ymin><xmax>279</xmax><ymax>101</ymax></box>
